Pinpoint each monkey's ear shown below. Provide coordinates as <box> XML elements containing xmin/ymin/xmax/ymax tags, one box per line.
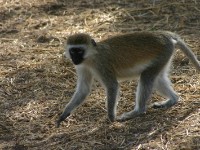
<box><xmin>91</xmin><ymin>39</ymin><xmax>97</xmax><ymax>46</ymax></box>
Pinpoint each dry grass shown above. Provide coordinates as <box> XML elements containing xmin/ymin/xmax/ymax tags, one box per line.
<box><xmin>0</xmin><ymin>0</ymin><xmax>200</xmax><ymax>149</ymax></box>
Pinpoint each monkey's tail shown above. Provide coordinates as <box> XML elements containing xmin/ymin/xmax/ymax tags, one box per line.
<box><xmin>170</xmin><ymin>33</ymin><xmax>200</xmax><ymax>72</ymax></box>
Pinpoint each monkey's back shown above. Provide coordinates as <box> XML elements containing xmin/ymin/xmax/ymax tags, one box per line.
<box><xmin>97</xmin><ymin>31</ymin><xmax>174</xmax><ymax>79</ymax></box>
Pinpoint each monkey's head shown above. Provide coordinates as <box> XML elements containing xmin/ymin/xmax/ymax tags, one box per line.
<box><xmin>64</xmin><ymin>33</ymin><xmax>97</xmax><ymax>65</ymax></box>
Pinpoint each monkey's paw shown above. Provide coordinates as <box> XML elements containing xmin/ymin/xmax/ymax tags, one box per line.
<box><xmin>116</xmin><ymin>112</ymin><xmax>135</xmax><ymax>122</ymax></box>
<box><xmin>56</xmin><ymin>113</ymin><xmax>71</xmax><ymax>128</ymax></box>
<box><xmin>56</xmin><ymin>118</ymin><xmax>63</xmax><ymax>128</ymax></box>
<box><xmin>116</xmin><ymin>110</ymin><xmax>145</xmax><ymax>122</ymax></box>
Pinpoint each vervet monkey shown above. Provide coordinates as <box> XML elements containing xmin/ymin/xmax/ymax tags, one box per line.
<box><xmin>56</xmin><ymin>31</ymin><xmax>200</xmax><ymax>127</ymax></box>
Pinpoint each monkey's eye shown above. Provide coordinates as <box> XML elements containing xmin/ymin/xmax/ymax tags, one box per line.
<box><xmin>69</xmin><ymin>48</ymin><xmax>84</xmax><ymax>55</ymax></box>
<box><xmin>69</xmin><ymin>49</ymin><xmax>74</xmax><ymax>54</ymax></box>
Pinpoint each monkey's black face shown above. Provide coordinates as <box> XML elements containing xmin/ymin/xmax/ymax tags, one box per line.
<box><xmin>69</xmin><ymin>47</ymin><xmax>85</xmax><ymax>65</ymax></box>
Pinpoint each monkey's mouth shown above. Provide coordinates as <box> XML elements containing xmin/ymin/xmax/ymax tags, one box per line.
<box><xmin>71</xmin><ymin>58</ymin><xmax>84</xmax><ymax>65</ymax></box>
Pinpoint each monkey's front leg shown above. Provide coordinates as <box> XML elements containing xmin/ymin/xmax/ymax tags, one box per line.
<box><xmin>57</xmin><ymin>89</ymin><xmax>89</xmax><ymax>127</ymax></box>
<box><xmin>57</xmin><ymin>67</ymin><xmax>93</xmax><ymax>127</ymax></box>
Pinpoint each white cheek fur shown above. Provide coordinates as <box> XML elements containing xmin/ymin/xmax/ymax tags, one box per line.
<box><xmin>63</xmin><ymin>50</ymin><xmax>70</xmax><ymax>58</ymax></box>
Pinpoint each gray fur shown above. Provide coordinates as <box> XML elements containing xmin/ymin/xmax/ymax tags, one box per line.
<box><xmin>57</xmin><ymin>65</ymin><xmax>93</xmax><ymax>127</ymax></box>
<box><xmin>57</xmin><ymin>31</ymin><xmax>200</xmax><ymax>127</ymax></box>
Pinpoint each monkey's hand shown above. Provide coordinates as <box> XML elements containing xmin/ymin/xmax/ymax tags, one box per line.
<box><xmin>56</xmin><ymin>113</ymin><xmax>70</xmax><ymax>128</ymax></box>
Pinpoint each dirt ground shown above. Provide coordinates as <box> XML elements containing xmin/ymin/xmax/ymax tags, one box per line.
<box><xmin>0</xmin><ymin>0</ymin><xmax>200</xmax><ymax>149</ymax></box>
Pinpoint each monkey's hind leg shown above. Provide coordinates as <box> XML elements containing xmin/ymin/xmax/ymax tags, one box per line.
<box><xmin>152</xmin><ymin>74</ymin><xmax>179</xmax><ymax>109</ymax></box>
<box><xmin>106</xmin><ymin>81</ymin><xmax>119</xmax><ymax>122</ymax></box>
<box><xmin>117</xmin><ymin>71</ymin><xmax>155</xmax><ymax>122</ymax></box>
